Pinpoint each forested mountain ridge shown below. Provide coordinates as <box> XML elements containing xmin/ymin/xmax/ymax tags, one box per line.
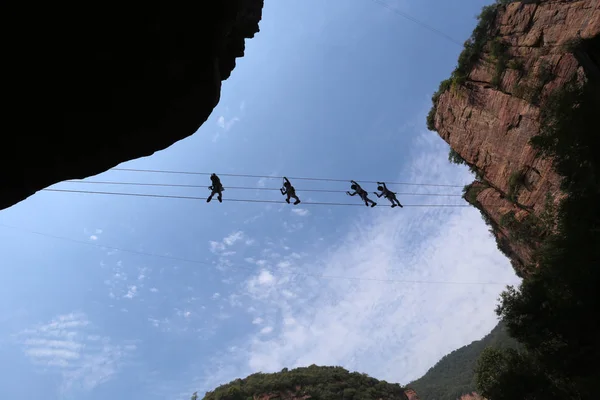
<box><xmin>198</xmin><ymin>365</ymin><xmax>409</xmax><ymax>400</ymax></box>
<box><xmin>407</xmin><ymin>322</ymin><xmax>518</xmax><ymax>400</ymax></box>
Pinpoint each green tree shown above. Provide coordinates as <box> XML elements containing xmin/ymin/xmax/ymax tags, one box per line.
<box><xmin>202</xmin><ymin>365</ymin><xmax>406</xmax><ymax>400</ymax></box>
<box><xmin>408</xmin><ymin>322</ymin><xmax>519</xmax><ymax>400</ymax></box>
<box><xmin>448</xmin><ymin>148</ymin><xmax>467</xmax><ymax>165</ymax></box>
<box><xmin>475</xmin><ymin>348</ymin><xmax>555</xmax><ymax>400</ymax></box>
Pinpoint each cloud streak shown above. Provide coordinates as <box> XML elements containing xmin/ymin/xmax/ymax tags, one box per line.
<box><xmin>17</xmin><ymin>313</ymin><xmax>136</xmax><ymax>394</ymax></box>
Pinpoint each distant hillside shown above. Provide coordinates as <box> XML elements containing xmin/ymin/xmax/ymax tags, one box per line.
<box><xmin>407</xmin><ymin>322</ymin><xmax>519</xmax><ymax>400</ymax></box>
<box><xmin>199</xmin><ymin>365</ymin><xmax>408</xmax><ymax>400</ymax></box>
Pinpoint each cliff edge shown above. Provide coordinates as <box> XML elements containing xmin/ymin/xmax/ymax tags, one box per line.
<box><xmin>1</xmin><ymin>1</ymin><xmax>264</xmax><ymax>211</ymax></box>
<box><xmin>428</xmin><ymin>0</ymin><xmax>600</xmax><ymax>277</ymax></box>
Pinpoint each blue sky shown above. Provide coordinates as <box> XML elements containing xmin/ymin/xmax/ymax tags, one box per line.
<box><xmin>0</xmin><ymin>1</ymin><xmax>520</xmax><ymax>399</ymax></box>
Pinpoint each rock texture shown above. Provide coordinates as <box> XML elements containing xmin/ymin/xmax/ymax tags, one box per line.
<box><xmin>1</xmin><ymin>1</ymin><xmax>264</xmax><ymax>211</ymax></box>
<box><xmin>459</xmin><ymin>393</ymin><xmax>485</xmax><ymax>400</ymax></box>
<box><xmin>431</xmin><ymin>0</ymin><xmax>600</xmax><ymax>276</ymax></box>
<box><xmin>405</xmin><ymin>389</ymin><xmax>421</xmax><ymax>400</ymax></box>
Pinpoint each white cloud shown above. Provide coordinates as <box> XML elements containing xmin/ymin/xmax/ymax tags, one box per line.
<box><xmin>240</xmin><ymin>100</ymin><xmax>246</xmax><ymax>112</ymax></box>
<box><xmin>209</xmin><ymin>241</ymin><xmax>226</xmax><ymax>253</ymax></box>
<box><xmin>283</xmin><ymin>221</ymin><xmax>304</xmax><ymax>233</ymax></box>
<box><xmin>194</xmin><ymin>129</ymin><xmax>520</xmax><ymax>388</ymax></box>
<box><xmin>277</xmin><ymin>261</ymin><xmax>291</xmax><ymax>269</ymax></box>
<box><xmin>124</xmin><ymin>286</ymin><xmax>137</xmax><ymax>299</ymax></box>
<box><xmin>216</xmin><ymin>116</ymin><xmax>240</xmax><ymax>132</ymax></box>
<box><xmin>223</xmin><ymin>231</ymin><xmax>244</xmax><ymax>246</ymax></box>
<box><xmin>137</xmin><ymin>267</ymin><xmax>148</xmax><ymax>281</ymax></box>
<box><xmin>89</xmin><ymin>235</ymin><xmax>98</xmax><ymax>241</ymax></box>
<box><xmin>260</xmin><ymin>326</ymin><xmax>274</xmax><ymax>335</ymax></box>
<box><xmin>210</xmin><ymin>231</ymin><xmax>247</xmax><ymax>254</ymax></box>
<box><xmin>257</xmin><ymin>270</ymin><xmax>275</xmax><ymax>285</ymax></box>
<box><xmin>17</xmin><ymin>313</ymin><xmax>135</xmax><ymax>393</ymax></box>
<box><xmin>291</xmin><ymin>208</ymin><xmax>310</xmax><ymax>217</ymax></box>
<box><xmin>95</xmin><ymin>229</ymin><xmax>103</xmax><ymax>234</ymax></box>
<box><xmin>252</xmin><ymin>318</ymin><xmax>264</xmax><ymax>325</ymax></box>
<box><xmin>150</xmin><ymin>288</ymin><xmax>159</xmax><ymax>293</ymax></box>
<box><xmin>212</xmin><ymin>293</ymin><xmax>221</xmax><ymax>300</ymax></box>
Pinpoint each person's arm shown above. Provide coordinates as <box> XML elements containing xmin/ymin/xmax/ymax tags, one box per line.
<box><xmin>347</xmin><ymin>191</ymin><xmax>356</xmax><ymax>196</ymax></box>
<box><xmin>280</xmin><ymin>187</ymin><xmax>287</xmax><ymax>194</ymax></box>
<box><xmin>284</xmin><ymin>177</ymin><xmax>290</xmax><ymax>184</ymax></box>
<box><xmin>374</xmin><ymin>192</ymin><xmax>382</xmax><ymax>198</ymax></box>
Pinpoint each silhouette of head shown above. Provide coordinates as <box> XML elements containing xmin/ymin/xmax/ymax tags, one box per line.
<box><xmin>377</xmin><ymin>185</ymin><xmax>384</xmax><ymax>191</ymax></box>
<box><xmin>351</xmin><ymin>184</ymin><xmax>357</xmax><ymax>190</ymax></box>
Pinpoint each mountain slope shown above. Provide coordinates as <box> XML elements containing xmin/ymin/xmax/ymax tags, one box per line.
<box><xmin>407</xmin><ymin>322</ymin><xmax>518</xmax><ymax>400</ymax></box>
<box><xmin>200</xmin><ymin>365</ymin><xmax>409</xmax><ymax>400</ymax></box>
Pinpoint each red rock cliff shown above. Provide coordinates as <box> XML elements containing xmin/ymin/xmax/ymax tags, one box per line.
<box><xmin>430</xmin><ymin>0</ymin><xmax>600</xmax><ymax>277</ymax></box>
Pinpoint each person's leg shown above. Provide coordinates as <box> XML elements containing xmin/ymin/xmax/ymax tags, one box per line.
<box><xmin>293</xmin><ymin>195</ymin><xmax>301</xmax><ymax>205</ymax></box>
<box><xmin>217</xmin><ymin>190</ymin><xmax>222</xmax><ymax>203</ymax></box>
<box><xmin>286</xmin><ymin>193</ymin><xmax>291</xmax><ymax>204</ymax></box>
<box><xmin>393</xmin><ymin>195</ymin><xmax>403</xmax><ymax>208</ymax></box>
<box><xmin>360</xmin><ymin>193</ymin><xmax>369</xmax><ymax>206</ymax></box>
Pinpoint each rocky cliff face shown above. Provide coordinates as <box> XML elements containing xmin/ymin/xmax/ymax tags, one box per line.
<box><xmin>430</xmin><ymin>0</ymin><xmax>600</xmax><ymax>277</ymax></box>
<box><xmin>458</xmin><ymin>394</ymin><xmax>485</xmax><ymax>400</ymax></box>
<box><xmin>1</xmin><ymin>1</ymin><xmax>264</xmax><ymax>211</ymax></box>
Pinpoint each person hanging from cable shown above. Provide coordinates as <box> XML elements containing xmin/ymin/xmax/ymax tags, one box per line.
<box><xmin>346</xmin><ymin>180</ymin><xmax>377</xmax><ymax>207</ymax></box>
<box><xmin>207</xmin><ymin>173</ymin><xmax>224</xmax><ymax>203</ymax></box>
<box><xmin>374</xmin><ymin>181</ymin><xmax>403</xmax><ymax>208</ymax></box>
<box><xmin>280</xmin><ymin>177</ymin><xmax>301</xmax><ymax>205</ymax></box>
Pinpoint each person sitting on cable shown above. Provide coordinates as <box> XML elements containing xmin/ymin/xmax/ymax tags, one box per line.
<box><xmin>280</xmin><ymin>177</ymin><xmax>301</xmax><ymax>205</ymax></box>
<box><xmin>207</xmin><ymin>173</ymin><xmax>224</xmax><ymax>203</ymax></box>
<box><xmin>374</xmin><ymin>181</ymin><xmax>403</xmax><ymax>208</ymax></box>
<box><xmin>346</xmin><ymin>180</ymin><xmax>376</xmax><ymax>207</ymax></box>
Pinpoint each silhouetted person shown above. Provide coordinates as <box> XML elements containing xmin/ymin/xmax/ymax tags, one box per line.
<box><xmin>347</xmin><ymin>180</ymin><xmax>376</xmax><ymax>207</ymax></box>
<box><xmin>207</xmin><ymin>173</ymin><xmax>223</xmax><ymax>203</ymax></box>
<box><xmin>280</xmin><ymin>177</ymin><xmax>301</xmax><ymax>205</ymax></box>
<box><xmin>374</xmin><ymin>181</ymin><xmax>403</xmax><ymax>208</ymax></box>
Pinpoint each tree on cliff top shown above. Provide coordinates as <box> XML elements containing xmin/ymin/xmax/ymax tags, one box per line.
<box><xmin>200</xmin><ymin>365</ymin><xmax>407</xmax><ymax>400</ymax></box>
<box><xmin>427</xmin><ymin>0</ymin><xmax>512</xmax><ymax>131</ymax></box>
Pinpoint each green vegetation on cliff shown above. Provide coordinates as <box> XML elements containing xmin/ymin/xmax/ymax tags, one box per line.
<box><xmin>474</xmin><ymin>37</ymin><xmax>600</xmax><ymax>399</ymax></box>
<box><xmin>201</xmin><ymin>365</ymin><xmax>407</xmax><ymax>400</ymax></box>
<box><xmin>407</xmin><ymin>322</ymin><xmax>519</xmax><ymax>400</ymax></box>
<box><xmin>426</xmin><ymin>1</ymin><xmax>504</xmax><ymax>131</ymax></box>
